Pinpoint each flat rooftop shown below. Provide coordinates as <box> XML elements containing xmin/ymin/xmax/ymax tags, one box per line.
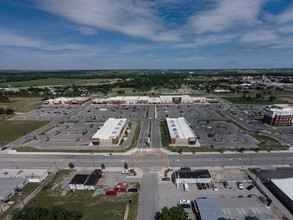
<box><xmin>0</xmin><ymin>178</ymin><xmax>27</xmax><ymax>200</ymax></box>
<box><xmin>195</xmin><ymin>198</ymin><xmax>275</xmax><ymax>220</ymax></box>
<box><xmin>84</xmin><ymin>169</ymin><xmax>102</xmax><ymax>186</ymax></box>
<box><xmin>0</xmin><ymin>169</ymin><xmax>47</xmax><ymax>179</ymax></box>
<box><xmin>92</xmin><ymin>118</ymin><xmax>127</xmax><ymax>140</ymax></box>
<box><xmin>271</xmin><ymin>177</ymin><xmax>293</xmax><ymax>201</ymax></box>
<box><xmin>173</xmin><ymin>169</ymin><xmax>211</xmax><ymax>179</ymax></box>
<box><xmin>69</xmin><ymin>174</ymin><xmax>89</xmax><ymax>185</ymax></box>
<box><xmin>166</xmin><ymin>117</ymin><xmax>195</xmax><ymax>139</ymax></box>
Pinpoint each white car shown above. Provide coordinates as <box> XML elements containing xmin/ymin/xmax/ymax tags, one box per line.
<box><xmin>179</xmin><ymin>199</ymin><xmax>191</xmax><ymax>205</ymax></box>
<box><xmin>237</xmin><ymin>182</ymin><xmax>244</xmax><ymax>189</ymax></box>
<box><xmin>122</xmin><ymin>169</ymin><xmax>130</xmax><ymax>174</ymax></box>
<box><xmin>104</xmin><ymin>153</ymin><xmax>112</xmax><ymax>157</ymax></box>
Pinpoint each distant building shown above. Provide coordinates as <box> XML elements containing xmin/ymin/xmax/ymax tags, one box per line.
<box><xmin>172</xmin><ymin>169</ymin><xmax>211</xmax><ymax>184</ymax></box>
<box><xmin>194</xmin><ymin>198</ymin><xmax>275</xmax><ymax>220</ymax></box>
<box><xmin>69</xmin><ymin>169</ymin><xmax>102</xmax><ymax>190</ymax></box>
<box><xmin>91</xmin><ymin>118</ymin><xmax>127</xmax><ymax>146</ymax></box>
<box><xmin>263</xmin><ymin>104</ymin><xmax>293</xmax><ymax>126</ymax></box>
<box><xmin>269</xmin><ymin>178</ymin><xmax>293</xmax><ymax>213</ymax></box>
<box><xmin>166</xmin><ymin>117</ymin><xmax>197</xmax><ymax>146</ymax></box>
<box><xmin>92</xmin><ymin>95</ymin><xmax>217</xmax><ymax>105</ymax></box>
<box><xmin>43</xmin><ymin>97</ymin><xmax>91</xmax><ymax>106</ymax></box>
<box><xmin>0</xmin><ymin>178</ymin><xmax>28</xmax><ymax>202</ymax></box>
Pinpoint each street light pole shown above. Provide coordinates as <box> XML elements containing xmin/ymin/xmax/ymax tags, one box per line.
<box><xmin>282</xmin><ymin>157</ymin><xmax>286</xmax><ymax>166</ymax></box>
<box><xmin>213</xmin><ymin>158</ymin><xmax>215</xmax><ymax>168</ymax></box>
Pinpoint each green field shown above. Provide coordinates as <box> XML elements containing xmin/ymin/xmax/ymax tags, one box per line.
<box><xmin>0</xmin><ymin>97</ymin><xmax>42</xmax><ymax>112</ymax></box>
<box><xmin>222</xmin><ymin>96</ymin><xmax>282</xmax><ymax>105</ymax></box>
<box><xmin>251</xmin><ymin>134</ymin><xmax>288</xmax><ymax>151</ymax></box>
<box><xmin>0</xmin><ymin>121</ymin><xmax>48</xmax><ymax>146</ymax></box>
<box><xmin>0</xmin><ymin>78</ymin><xmax>107</xmax><ymax>87</ymax></box>
<box><xmin>24</xmin><ymin>170</ymin><xmax>139</xmax><ymax>220</ymax></box>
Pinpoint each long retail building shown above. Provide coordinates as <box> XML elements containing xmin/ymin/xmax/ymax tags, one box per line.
<box><xmin>166</xmin><ymin>117</ymin><xmax>197</xmax><ymax>146</ymax></box>
<box><xmin>92</xmin><ymin>95</ymin><xmax>218</xmax><ymax>105</ymax></box>
<box><xmin>91</xmin><ymin>118</ymin><xmax>127</xmax><ymax>146</ymax></box>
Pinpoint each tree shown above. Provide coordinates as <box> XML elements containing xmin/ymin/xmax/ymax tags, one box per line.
<box><xmin>255</xmin><ymin>93</ymin><xmax>262</xmax><ymax>99</ymax></box>
<box><xmin>269</xmin><ymin>96</ymin><xmax>276</xmax><ymax>102</ymax></box>
<box><xmin>245</xmin><ymin>216</ymin><xmax>259</xmax><ymax>220</ymax></box>
<box><xmin>0</xmin><ymin>95</ymin><xmax>10</xmax><ymax>103</ymax></box>
<box><xmin>68</xmin><ymin>162</ymin><xmax>74</xmax><ymax>169</ymax></box>
<box><xmin>101</xmin><ymin>163</ymin><xmax>105</xmax><ymax>169</ymax></box>
<box><xmin>124</xmin><ymin>162</ymin><xmax>128</xmax><ymax>169</ymax></box>
<box><xmin>159</xmin><ymin>205</ymin><xmax>188</xmax><ymax>220</ymax></box>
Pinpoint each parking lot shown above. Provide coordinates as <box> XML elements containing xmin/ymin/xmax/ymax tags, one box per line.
<box><xmin>158</xmin><ymin>168</ymin><xmax>262</xmax><ymax>218</ymax></box>
<box><xmin>10</xmin><ymin>106</ymin><xmax>77</xmax><ymax>121</ymax></box>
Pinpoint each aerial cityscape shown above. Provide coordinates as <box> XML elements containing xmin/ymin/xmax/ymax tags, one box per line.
<box><xmin>0</xmin><ymin>1</ymin><xmax>293</xmax><ymax>220</ymax></box>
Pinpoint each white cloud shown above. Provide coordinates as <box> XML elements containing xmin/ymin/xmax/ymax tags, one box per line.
<box><xmin>276</xmin><ymin>5</ymin><xmax>293</xmax><ymax>24</ymax></box>
<box><xmin>35</xmin><ymin>0</ymin><xmax>182</xmax><ymax>42</ymax></box>
<box><xmin>189</xmin><ymin>0</ymin><xmax>264</xmax><ymax>34</ymax></box>
<box><xmin>77</xmin><ymin>27</ymin><xmax>99</xmax><ymax>36</ymax></box>
<box><xmin>0</xmin><ymin>28</ymin><xmax>87</xmax><ymax>51</ymax></box>
<box><xmin>237</xmin><ymin>29</ymin><xmax>293</xmax><ymax>49</ymax></box>
<box><xmin>278</xmin><ymin>24</ymin><xmax>293</xmax><ymax>34</ymax></box>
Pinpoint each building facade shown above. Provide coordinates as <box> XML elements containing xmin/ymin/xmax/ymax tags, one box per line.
<box><xmin>263</xmin><ymin>104</ymin><xmax>293</xmax><ymax>126</ymax></box>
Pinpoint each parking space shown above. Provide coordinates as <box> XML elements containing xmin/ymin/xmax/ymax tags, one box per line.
<box><xmin>69</xmin><ymin>104</ymin><xmax>147</xmax><ymax>121</ymax></box>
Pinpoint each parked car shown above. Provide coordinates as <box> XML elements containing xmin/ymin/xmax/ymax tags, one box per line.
<box><xmin>179</xmin><ymin>199</ymin><xmax>191</xmax><ymax>208</ymax></box>
<box><xmin>206</xmin><ymin>183</ymin><xmax>212</xmax><ymax>190</ymax></box>
<box><xmin>196</xmin><ymin>183</ymin><xmax>203</xmax><ymax>190</ymax></box>
<box><xmin>247</xmin><ymin>194</ymin><xmax>257</xmax><ymax>198</ymax></box>
<box><xmin>237</xmin><ymin>182</ymin><xmax>244</xmax><ymax>190</ymax></box>
<box><xmin>161</xmin><ymin>177</ymin><xmax>170</xmax><ymax>181</ymax></box>
<box><xmin>201</xmin><ymin>183</ymin><xmax>207</xmax><ymax>190</ymax></box>
<box><xmin>212</xmin><ymin>184</ymin><xmax>218</xmax><ymax>191</ymax></box>
<box><xmin>128</xmin><ymin>188</ymin><xmax>138</xmax><ymax>192</ymax></box>
<box><xmin>122</xmin><ymin>169</ymin><xmax>131</xmax><ymax>174</ymax></box>
<box><xmin>246</xmin><ymin>185</ymin><xmax>254</xmax><ymax>190</ymax></box>
<box><xmin>223</xmin><ymin>181</ymin><xmax>229</xmax><ymax>188</ymax></box>
<box><xmin>0</xmin><ymin>147</ymin><xmax>7</xmax><ymax>151</ymax></box>
<box><xmin>238</xmin><ymin>195</ymin><xmax>244</xmax><ymax>198</ymax></box>
<box><xmin>105</xmin><ymin>191</ymin><xmax>117</xmax><ymax>196</ymax></box>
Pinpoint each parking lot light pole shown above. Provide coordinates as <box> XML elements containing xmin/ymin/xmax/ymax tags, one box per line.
<box><xmin>282</xmin><ymin>157</ymin><xmax>286</xmax><ymax>166</ymax></box>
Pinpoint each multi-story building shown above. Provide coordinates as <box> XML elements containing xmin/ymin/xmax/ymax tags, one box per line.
<box><xmin>263</xmin><ymin>104</ymin><xmax>293</xmax><ymax>126</ymax></box>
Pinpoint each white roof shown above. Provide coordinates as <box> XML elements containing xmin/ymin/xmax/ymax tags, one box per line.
<box><xmin>0</xmin><ymin>169</ymin><xmax>48</xmax><ymax>179</ymax></box>
<box><xmin>92</xmin><ymin>118</ymin><xmax>127</xmax><ymax>140</ymax></box>
<box><xmin>271</xmin><ymin>178</ymin><xmax>293</xmax><ymax>201</ymax></box>
<box><xmin>166</xmin><ymin>117</ymin><xmax>195</xmax><ymax>139</ymax></box>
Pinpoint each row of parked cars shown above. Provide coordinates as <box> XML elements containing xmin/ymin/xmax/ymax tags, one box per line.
<box><xmin>196</xmin><ymin>182</ymin><xmax>218</xmax><ymax>191</ymax></box>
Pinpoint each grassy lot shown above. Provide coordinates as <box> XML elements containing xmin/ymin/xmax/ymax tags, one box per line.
<box><xmin>23</xmin><ymin>170</ymin><xmax>139</xmax><ymax>220</ymax></box>
<box><xmin>0</xmin><ymin>121</ymin><xmax>48</xmax><ymax>146</ymax></box>
<box><xmin>0</xmin><ymin>78</ymin><xmax>106</xmax><ymax>87</ymax></box>
<box><xmin>221</xmin><ymin>96</ymin><xmax>282</xmax><ymax>105</ymax></box>
<box><xmin>251</xmin><ymin>134</ymin><xmax>289</xmax><ymax>151</ymax></box>
<box><xmin>0</xmin><ymin>97</ymin><xmax>42</xmax><ymax>112</ymax></box>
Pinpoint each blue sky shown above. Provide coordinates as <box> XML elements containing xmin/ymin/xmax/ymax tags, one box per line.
<box><xmin>0</xmin><ymin>0</ymin><xmax>293</xmax><ymax>70</ymax></box>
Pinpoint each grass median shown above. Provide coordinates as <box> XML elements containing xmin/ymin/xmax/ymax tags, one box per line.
<box><xmin>0</xmin><ymin>120</ymin><xmax>48</xmax><ymax>146</ymax></box>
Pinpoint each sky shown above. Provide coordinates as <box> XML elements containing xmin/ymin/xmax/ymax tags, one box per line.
<box><xmin>0</xmin><ymin>0</ymin><xmax>293</xmax><ymax>70</ymax></box>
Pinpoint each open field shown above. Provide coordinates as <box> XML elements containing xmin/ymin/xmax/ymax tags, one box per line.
<box><xmin>221</xmin><ymin>96</ymin><xmax>281</xmax><ymax>105</ymax></box>
<box><xmin>0</xmin><ymin>97</ymin><xmax>42</xmax><ymax>113</ymax></box>
<box><xmin>0</xmin><ymin>121</ymin><xmax>48</xmax><ymax>146</ymax></box>
<box><xmin>0</xmin><ymin>78</ymin><xmax>108</xmax><ymax>87</ymax></box>
<box><xmin>251</xmin><ymin>134</ymin><xmax>289</xmax><ymax>151</ymax></box>
<box><xmin>24</xmin><ymin>170</ymin><xmax>138</xmax><ymax>220</ymax></box>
